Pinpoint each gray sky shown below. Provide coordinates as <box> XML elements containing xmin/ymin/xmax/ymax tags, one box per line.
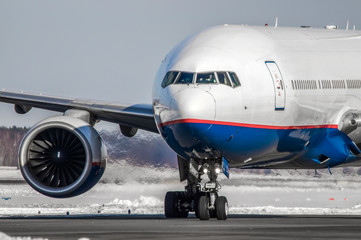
<box><xmin>1</xmin><ymin>0</ymin><xmax>361</xmax><ymax>127</ymax></box>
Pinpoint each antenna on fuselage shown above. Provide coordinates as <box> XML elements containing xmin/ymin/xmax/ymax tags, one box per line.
<box><xmin>275</xmin><ymin>17</ymin><xmax>278</xmax><ymax>28</ymax></box>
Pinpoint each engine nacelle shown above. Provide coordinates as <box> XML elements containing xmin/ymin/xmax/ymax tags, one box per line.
<box><xmin>19</xmin><ymin>115</ymin><xmax>107</xmax><ymax>198</ymax></box>
<box><xmin>339</xmin><ymin>111</ymin><xmax>361</xmax><ymax>151</ymax></box>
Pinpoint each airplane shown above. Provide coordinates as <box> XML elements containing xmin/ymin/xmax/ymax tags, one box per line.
<box><xmin>1</xmin><ymin>24</ymin><xmax>361</xmax><ymax>220</ymax></box>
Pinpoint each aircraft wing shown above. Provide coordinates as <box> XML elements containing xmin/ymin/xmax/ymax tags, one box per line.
<box><xmin>0</xmin><ymin>90</ymin><xmax>158</xmax><ymax>133</ymax></box>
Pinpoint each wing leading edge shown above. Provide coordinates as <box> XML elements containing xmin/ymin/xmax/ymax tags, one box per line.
<box><xmin>0</xmin><ymin>90</ymin><xmax>158</xmax><ymax>133</ymax></box>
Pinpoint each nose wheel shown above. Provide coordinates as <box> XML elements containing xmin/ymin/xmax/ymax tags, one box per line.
<box><xmin>215</xmin><ymin>196</ymin><xmax>228</xmax><ymax>220</ymax></box>
<box><xmin>197</xmin><ymin>195</ymin><xmax>210</xmax><ymax>220</ymax></box>
<box><xmin>197</xmin><ymin>195</ymin><xmax>228</xmax><ymax>220</ymax></box>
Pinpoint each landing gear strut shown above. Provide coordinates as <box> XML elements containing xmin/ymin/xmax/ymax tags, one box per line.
<box><xmin>164</xmin><ymin>157</ymin><xmax>229</xmax><ymax>220</ymax></box>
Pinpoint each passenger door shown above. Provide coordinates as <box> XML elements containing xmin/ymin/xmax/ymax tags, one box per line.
<box><xmin>265</xmin><ymin>61</ymin><xmax>285</xmax><ymax>110</ymax></box>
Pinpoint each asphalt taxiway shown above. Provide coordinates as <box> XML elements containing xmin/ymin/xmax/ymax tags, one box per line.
<box><xmin>1</xmin><ymin>215</ymin><xmax>361</xmax><ymax>240</ymax></box>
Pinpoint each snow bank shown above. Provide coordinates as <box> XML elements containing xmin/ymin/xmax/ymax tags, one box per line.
<box><xmin>2</xmin><ymin>164</ymin><xmax>361</xmax><ymax>216</ymax></box>
<box><xmin>0</xmin><ymin>232</ymin><xmax>48</xmax><ymax>240</ymax></box>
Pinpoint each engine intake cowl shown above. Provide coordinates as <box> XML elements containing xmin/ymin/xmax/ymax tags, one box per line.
<box><xmin>19</xmin><ymin>116</ymin><xmax>107</xmax><ymax>198</ymax></box>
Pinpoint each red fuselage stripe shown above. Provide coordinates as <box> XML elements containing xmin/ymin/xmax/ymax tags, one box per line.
<box><xmin>158</xmin><ymin>119</ymin><xmax>338</xmax><ymax>130</ymax></box>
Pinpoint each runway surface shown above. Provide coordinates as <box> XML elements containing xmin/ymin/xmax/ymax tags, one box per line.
<box><xmin>1</xmin><ymin>215</ymin><xmax>361</xmax><ymax>239</ymax></box>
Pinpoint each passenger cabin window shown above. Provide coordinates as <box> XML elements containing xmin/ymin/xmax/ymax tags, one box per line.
<box><xmin>175</xmin><ymin>72</ymin><xmax>194</xmax><ymax>84</ymax></box>
<box><xmin>217</xmin><ymin>72</ymin><xmax>232</xmax><ymax>87</ymax></box>
<box><xmin>196</xmin><ymin>72</ymin><xmax>216</xmax><ymax>84</ymax></box>
<box><xmin>161</xmin><ymin>71</ymin><xmax>179</xmax><ymax>88</ymax></box>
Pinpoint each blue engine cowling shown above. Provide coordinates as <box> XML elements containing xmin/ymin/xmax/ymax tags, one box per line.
<box><xmin>18</xmin><ymin>115</ymin><xmax>107</xmax><ymax>198</ymax></box>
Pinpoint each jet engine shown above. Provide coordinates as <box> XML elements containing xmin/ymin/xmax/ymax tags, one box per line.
<box><xmin>18</xmin><ymin>115</ymin><xmax>107</xmax><ymax>198</ymax></box>
<box><xmin>339</xmin><ymin>111</ymin><xmax>361</xmax><ymax>151</ymax></box>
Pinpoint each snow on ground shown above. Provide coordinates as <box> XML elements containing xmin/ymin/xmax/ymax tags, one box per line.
<box><xmin>2</xmin><ymin>163</ymin><xmax>361</xmax><ymax>216</ymax></box>
<box><xmin>0</xmin><ymin>231</ymin><xmax>48</xmax><ymax>240</ymax></box>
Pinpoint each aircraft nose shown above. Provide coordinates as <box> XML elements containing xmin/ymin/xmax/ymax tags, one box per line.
<box><xmin>170</xmin><ymin>88</ymin><xmax>215</xmax><ymax>133</ymax></box>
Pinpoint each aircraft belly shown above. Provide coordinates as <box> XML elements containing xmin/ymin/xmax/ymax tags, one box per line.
<box><xmin>160</xmin><ymin>121</ymin><xmax>360</xmax><ymax>169</ymax></box>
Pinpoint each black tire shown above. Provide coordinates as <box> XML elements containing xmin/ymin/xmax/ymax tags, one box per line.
<box><xmin>165</xmin><ymin>191</ymin><xmax>177</xmax><ymax>218</ymax></box>
<box><xmin>194</xmin><ymin>192</ymin><xmax>206</xmax><ymax>219</ymax></box>
<box><xmin>165</xmin><ymin>191</ymin><xmax>189</xmax><ymax>218</ymax></box>
<box><xmin>215</xmin><ymin>196</ymin><xmax>228</xmax><ymax>220</ymax></box>
<box><xmin>175</xmin><ymin>192</ymin><xmax>189</xmax><ymax>218</ymax></box>
<box><xmin>198</xmin><ymin>195</ymin><xmax>210</xmax><ymax>220</ymax></box>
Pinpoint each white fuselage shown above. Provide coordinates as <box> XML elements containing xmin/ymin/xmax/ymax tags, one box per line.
<box><xmin>152</xmin><ymin>25</ymin><xmax>361</xmax><ymax>169</ymax></box>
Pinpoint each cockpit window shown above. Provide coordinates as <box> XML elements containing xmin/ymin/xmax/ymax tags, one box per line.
<box><xmin>217</xmin><ymin>72</ymin><xmax>232</xmax><ymax>87</ymax></box>
<box><xmin>196</xmin><ymin>72</ymin><xmax>216</xmax><ymax>84</ymax></box>
<box><xmin>175</xmin><ymin>72</ymin><xmax>194</xmax><ymax>84</ymax></box>
<box><xmin>161</xmin><ymin>71</ymin><xmax>240</xmax><ymax>88</ymax></box>
<box><xmin>229</xmin><ymin>72</ymin><xmax>241</xmax><ymax>87</ymax></box>
<box><xmin>161</xmin><ymin>71</ymin><xmax>179</xmax><ymax>88</ymax></box>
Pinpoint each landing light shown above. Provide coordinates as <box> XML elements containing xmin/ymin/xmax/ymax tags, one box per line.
<box><xmin>215</xmin><ymin>168</ymin><xmax>221</xmax><ymax>174</ymax></box>
<box><xmin>202</xmin><ymin>163</ymin><xmax>210</xmax><ymax>174</ymax></box>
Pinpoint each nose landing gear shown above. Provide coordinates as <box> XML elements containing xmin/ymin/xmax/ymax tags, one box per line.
<box><xmin>164</xmin><ymin>157</ymin><xmax>229</xmax><ymax>220</ymax></box>
<box><xmin>197</xmin><ymin>195</ymin><xmax>229</xmax><ymax>220</ymax></box>
<box><xmin>196</xmin><ymin>181</ymin><xmax>228</xmax><ymax>220</ymax></box>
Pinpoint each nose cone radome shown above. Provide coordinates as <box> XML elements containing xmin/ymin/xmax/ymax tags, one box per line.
<box><xmin>164</xmin><ymin>88</ymin><xmax>217</xmax><ymax>157</ymax></box>
<box><xmin>170</xmin><ymin>88</ymin><xmax>216</xmax><ymax>125</ymax></box>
